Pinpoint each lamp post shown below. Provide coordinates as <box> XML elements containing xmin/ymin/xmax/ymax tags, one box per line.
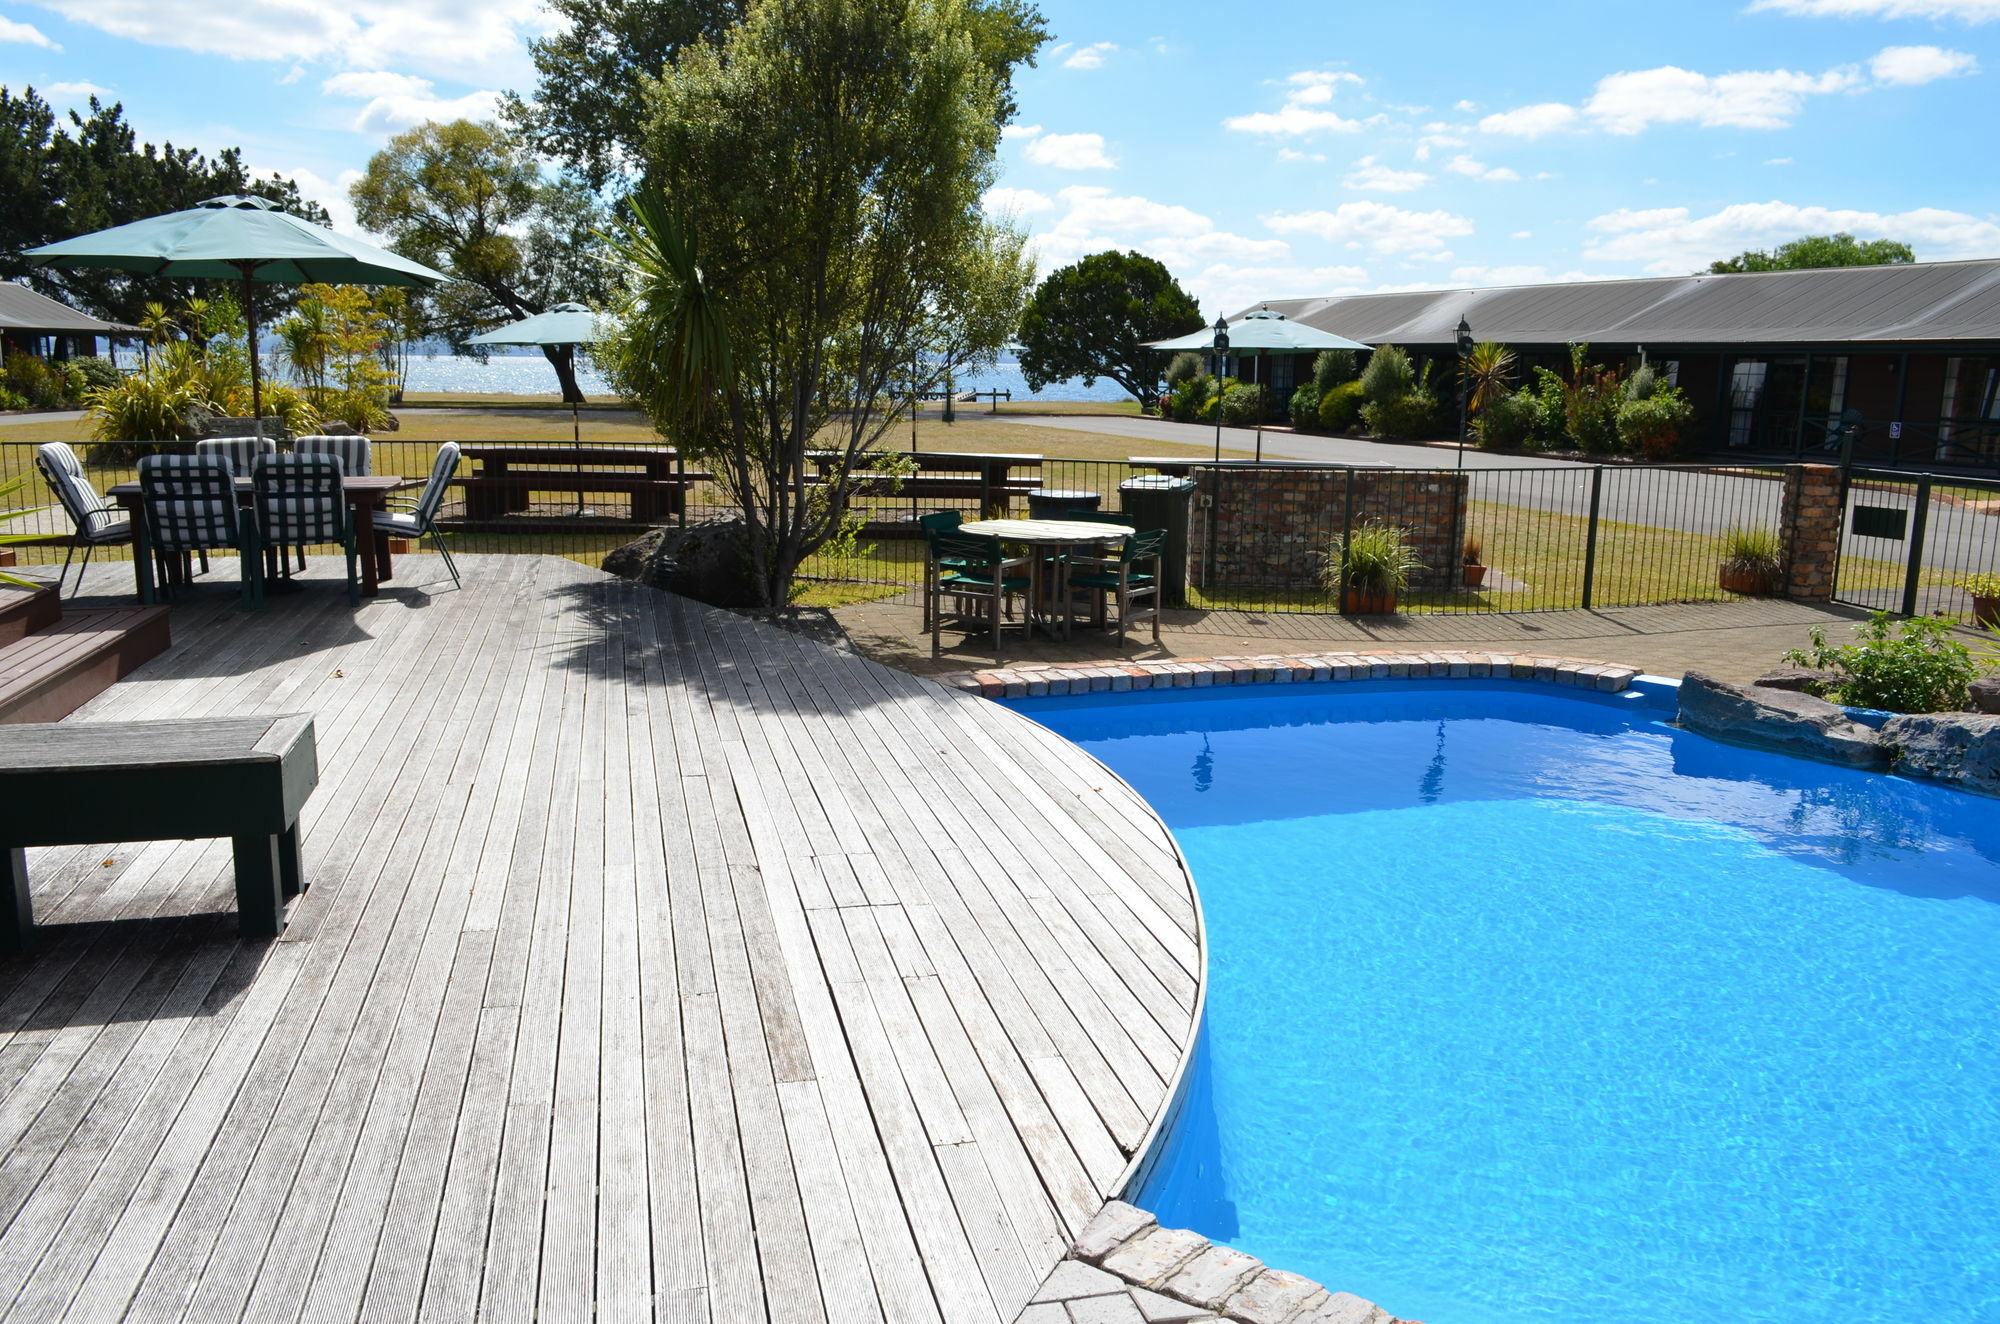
<box><xmin>1454</xmin><ymin>315</ymin><xmax>1473</xmax><ymax>472</ymax></box>
<box><xmin>1212</xmin><ymin>315</ymin><xmax>1230</xmax><ymax>463</ymax></box>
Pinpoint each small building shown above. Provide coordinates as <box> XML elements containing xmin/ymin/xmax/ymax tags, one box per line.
<box><xmin>1253</xmin><ymin>258</ymin><xmax>2000</xmax><ymax>467</ymax></box>
<box><xmin>0</xmin><ymin>282</ymin><xmax>140</xmax><ymax>362</ymax></box>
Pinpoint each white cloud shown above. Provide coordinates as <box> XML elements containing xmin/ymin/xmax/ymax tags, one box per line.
<box><xmin>46</xmin><ymin>80</ymin><xmax>111</xmax><ymax>99</ymax></box>
<box><xmin>1582</xmin><ymin>200</ymin><xmax>2000</xmax><ymax>272</ymax></box>
<box><xmin>1453</xmin><ymin>99</ymin><xmax>1480</xmax><ymax>112</ymax></box>
<box><xmin>1276</xmin><ymin>148</ymin><xmax>1326</xmax><ymax>163</ymax></box>
<box><xmin>1265</xmin><ymin>201</ymin><xmax>1476</xmax><ymax>254</ymax></box>
<box><xmin>321</xmin><ymin>71</ymin><xmax>501</xmax><ymax>134</ymax></box>
<box><xmin>1750</xmin><ymin>0</ymin><xmax>2000</xmax><ymax>19</ymax></box>
<box><xmin>1449</xmin><ymin>264</ymin><xmax>1606</xmax><ymax>286</ymax></box>
<box><xmin>1022</xmin><ymin>131</ymin><xmax>1116</xmax><ymax>170</ymax></box>
<box><xmin>1001</xmin><ymin>123</ymin><xmax>1042</xmax><ymax>140</ymax></box>
<box><xmin>0</xmin><ymin>15</ymin><xmax>58</xmax><ymax>46</ymax></box>
<box><xmin>1287</xmin><ymin>69</ymin><xmax>1364</xmax><ymax>90</ymax></box>
<box><xmin>980</xmin><ymin>186</ymin><xmax>1053</xmax><ymax>216</ymax></box>
<box><xmin>1063</xmin><ymin>41</ymin><xmax>1117</xmax><ymax>70</ymax></box>
<box><xmin>27</xmin><ymin>0</ymin><xmax>542</xmax><ymax>81</ymax></box>
<box><xmin>1044</xmin><ymin>186</ymin><xmax>1215</xmax><ymax>241</ymax></box>
<box><xmin>1443</xmin><ymin>154</ymin><xmax>1519</xmax><ymax>182</ymax></box>
<box><xmin>1869</xmin><ymin>44</ymin><xmax>1978</xmax><ymax>84</ymax></box>
<box><xmin>1413</xmin><ymin>132</ymin><xmax>1467</xmax><ymax>161</ymax></box>
<box><xmin>255</xmin><ymin>163</ymin><xmax>365</xmax><ymax>234</ymax></box>
<box><xmin>1511</xmin><ymin>230</ymin><xmax>1534</xmax><ymax>239</ymax></box>
<box><xmin>1344</xmin><ymin>156</ymin><xmax>1429</xmax><ymax>192</ymax></box>
<box><xmin>1766</xmin><ymin>156</ymin><xmax>1796</xmax><ymax>164</ymax></box>
<box><xmin>1224</xmin><ymin>69</ymin><xmax>1368</xmax><ymax>136</ymax></box>
<box><xmin>1478</xmin><ymin>102</ymin><xmax>1579</xmax><ymax>137</ymax></box>
<box><xmin>1199</xmin><ymin>263</ymin><xmax>1372</xmax><ymax>314</ymax></box>
<box><xmin>1584</xmin><ymin>63</ymin><xmax>1861</xmax><ymax>133</ymax></box>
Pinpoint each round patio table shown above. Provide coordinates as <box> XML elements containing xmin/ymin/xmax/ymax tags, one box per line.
<box><xmin>959</xmin><ymin>517</ymin><xmax>1134</xmax><ymax>637</ymax></box>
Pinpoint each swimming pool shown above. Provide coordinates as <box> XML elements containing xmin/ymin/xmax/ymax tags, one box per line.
<box><xmin>1011</xmin><ymin>680</ymin><xmax>2000</xmax><ymax>1324</ymax></box>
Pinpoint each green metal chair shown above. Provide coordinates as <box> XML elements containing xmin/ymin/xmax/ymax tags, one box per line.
<box><xmin>928</xmin><ymin>532</ymin><xmax>1032</xmax><ymax>660</ymax></box>
<box><xmin>1066</xmin><ymin>527</ymin><xmax>1167</xmax><ymax>649</ymax></box>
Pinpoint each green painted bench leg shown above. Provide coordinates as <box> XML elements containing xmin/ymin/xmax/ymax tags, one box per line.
<box><xmin>277</xmin><ymin>823</ymin><xmax>304</xmax><ymax>900</ymax></box>
<box><xmin>231</xmin><ymin>835</ymin><xmax>286</xmax><ymax>939</ymax></box>
<box><xmin>1</xmin><ymin>848</ymin><xmax>31</xmax><ymax>952</ymax></box>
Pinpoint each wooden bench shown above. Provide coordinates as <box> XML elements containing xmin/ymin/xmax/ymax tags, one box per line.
<box><xmin>813</xmin><ymin>450</ymin><xmax>1044</xmax><ymax>518</ymax></box>
<box><xmin>0</xmin><ymin>714</ymin><xmax>318</xmax><ymax>948</ymax></box>
<box><xmin>456</xmin><ymin>445</ymin><xmax>702</xmax><ymax>521</ymax></box>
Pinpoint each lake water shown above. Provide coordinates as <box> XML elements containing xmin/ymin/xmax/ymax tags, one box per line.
<box><xmin>401</xmin><ymin>354</ymin><xmax>1127</xmax><ymax>402</ymax></box>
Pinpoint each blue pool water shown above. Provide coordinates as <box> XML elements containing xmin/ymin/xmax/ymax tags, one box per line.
<box><xmin>1011</xmin><ymin>682</ymin><xmax>2000</xmax><ymax>1324</ymax></box>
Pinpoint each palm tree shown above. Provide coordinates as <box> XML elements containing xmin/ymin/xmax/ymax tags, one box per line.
<box><xmin>1462</xmin><ymin>340</ymin><xmax>1516</xmax><ymax>417</ymax></box>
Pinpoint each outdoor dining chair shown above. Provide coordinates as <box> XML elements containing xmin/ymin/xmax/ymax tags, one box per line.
<box><xmin>1066</xmin><ymin>527</ymin><xmax>1167</xmax><ymax>648</ymax></box>
<box><xmin>928</xmin><ymin>531</ymin><xmax>1031</xmax><ymax>660</ymax></box>
<box><xmin>195</xmin><ymin>436</ymin><xmax>277</xmax><ymax>474</ymax></box>
<box><xmin>372</xmin><ymin>442</ymin><xmax>462</xmax><ymax>588</ymax></box>
<box><xmin>295</xmin><ymin>434</ymin><xmax>372</xmax><ymax>476</ymax></box>
<box><xmin>136</xmin><ymin>453</ymin><xmax>261</xmax><ymax>609</ymax></box>
<box><xmin>252</xmin><ymin>454</ymin><xmax>359</xmax><ymax>605</ymax></box>
<box><xmin>34</xmin><ymin>442</ymin><xmax>134</xmax><ymax>599</ymax></box>
<box><xmin>919</xmin><ymin>509</ymin><xmax>973</xmax><ymax>629</ymax></box>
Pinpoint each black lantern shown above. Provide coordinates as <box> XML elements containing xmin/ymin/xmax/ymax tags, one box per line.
<box><xmin>1455</xmin><ymin>315</ymin><xmax>1473</xmax><ymax>358</ymax></box>
<box><xmin>1212</xmin><ymin>315</ymin><xmax>1230</xmax><ymax>353</ymax></box>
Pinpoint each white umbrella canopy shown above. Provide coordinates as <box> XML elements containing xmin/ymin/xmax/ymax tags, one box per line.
<box><xmin>1145</xmin><ymin>309</ymin><xmax>1372</xmax><ymax>353</ymax></box>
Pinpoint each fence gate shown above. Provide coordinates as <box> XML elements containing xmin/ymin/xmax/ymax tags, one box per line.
<box><xmin>1833</xmin><ymin>467</ymin><xmax>2000</xmax><ymax>617</ymax></box>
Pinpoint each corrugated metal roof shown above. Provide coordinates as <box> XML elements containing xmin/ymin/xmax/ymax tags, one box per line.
<box><xmin>0</xmin><ymin>283</ymin><xmax>139</xmax><ymax>335</ymax></box>
<box><xmin>1250</xmin><ymin>258</ymin><xmax>2000</xmax><ymax>349</ymax></box>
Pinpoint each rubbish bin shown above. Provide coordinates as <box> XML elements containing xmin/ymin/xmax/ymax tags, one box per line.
<box><xmin>1117</xmin><ymin>474</ymin><xmax>1196</xmax><ymax>606</ymax></box>
<box><xmin>1027</xmin><ymin>488</ymin><xmax>1102</xmax><ymax>520</ymax></box>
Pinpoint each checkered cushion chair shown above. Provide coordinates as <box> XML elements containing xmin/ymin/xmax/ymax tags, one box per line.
<box><xmin>253</xmin><ymin>454</ymin><xmax>359</xmax><ymax>605</ymax></box>
<box><xmin>293</xmin><ymin>435</ymin><xmax>372</xmax><ymax>477</ymax></box>
<box><xmin>34</xmin><ymin>442</ymin><xmax>133</xmax><ymax>598</ymax></box>
<box><xmin>372</xmin><ymin>442</ymin><xmax>461</xmax><ymax>588</ymax></box>
<box><xmin>136</xmin><ymin>453</ymin><xmax>261</xmax><ymax>608</ymax></box>
<box><xmin>195</xmin><ymin>436</ymin><xmax>277</xmax><ymax>475</ymax></box>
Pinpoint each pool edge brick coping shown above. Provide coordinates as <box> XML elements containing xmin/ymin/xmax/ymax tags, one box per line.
<box><xmin>935</xmin><ymin>649</ymin><xmax>1645</xmax><ymax>700</ymax></box>
<box><xmin>1022</xmin><ymin>1200</ymin><xmax>1406</xmax><ymax>1324</ymax></box>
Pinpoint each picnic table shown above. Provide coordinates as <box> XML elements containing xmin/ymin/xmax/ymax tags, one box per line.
<box><xmin>0</xmin><ymin>713</ymin><xmax>318</xmax><ymax>947</ymax></box>
<box><xmin>814</xmin><ymin>450</ymin><xmax>1044</xmax><ymax>518</ymax></box>
<box><xmin>457</xmin><ymin>445</ymin><xmax>703</xmax><ymax>521</ymax></box>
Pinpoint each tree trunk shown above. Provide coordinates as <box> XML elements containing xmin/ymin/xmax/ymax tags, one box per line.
<box><xmin>542</xmin><ymin>344</ymin><xmax>586</xmax><ymax>403</ymax></box>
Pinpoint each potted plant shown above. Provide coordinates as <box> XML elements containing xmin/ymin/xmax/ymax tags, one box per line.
<box><xmin>1461</xmin><ymin>534</ymin><xmax>1488</xmax><ymax>588</ymax></box>
<box><xmin>1325</xmin><ymin>520</ymin><xmax>1424</xmax><ymax>614</ymax></box>
<box><xmin>1963</xmin><ymin>573</ymin><xmax>2000</xmax><ymax>628</ymax></box>
<box><xmin>1719</xmin><ymin>524</ymin><xmax>1781</xmax><ymax>596</ymax></box>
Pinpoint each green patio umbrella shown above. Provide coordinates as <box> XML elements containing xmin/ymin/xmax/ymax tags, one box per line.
<box><xmin>467</xmin><ymin>302</ymin><xmax>605</xmax><ymax>515</ymax></box>
<box><xmin>23</xmin><ymin>195</ymin><xmax>450</xmax><ymax>421</ymax></box>
<box><xmin>1148</xmin><ymin>310</ymin><xmax>1374</xmax><ymax>461</ymax></box>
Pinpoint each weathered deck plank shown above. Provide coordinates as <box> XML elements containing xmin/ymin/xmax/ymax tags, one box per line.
<box><xmin>0</xmin><ymin>555</ymin><xmax>1202</xmax><ymax>1323</ymax></box>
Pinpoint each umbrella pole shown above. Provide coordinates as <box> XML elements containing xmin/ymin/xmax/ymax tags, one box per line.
<box><xmin>568</xmin><ymin>344</ymin><xmax>587</xmax><ymax>518</ymax></box>
<box><xmin>241</xmin><ymin>269</ymin><xmax>262</xmax><ymax>424</ymax></box>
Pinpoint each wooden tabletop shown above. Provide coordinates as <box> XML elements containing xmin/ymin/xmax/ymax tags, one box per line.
<box><xmin>959</xmin><ymin>517</ymin><xmax>1135</xmax><ymax>542</ymax></box>
<box><xmin>107</xmin><ymin>475</ymin><xmax>414</xmax><ymax>498</ymax></box>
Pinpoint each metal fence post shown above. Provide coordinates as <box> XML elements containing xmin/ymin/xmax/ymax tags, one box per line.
<box><xmin>1338</xmin><ymin>467</ymin><xmax>1356</xmax><ymax>614</ymax></box>
<box><xmin>1580</xmin><ymin>466</ymin><xmax>1604</xmax><ymax>610</ymax></box>
<box><xmin>1900</xmin><ymin>475</ymin><xmax>1932</xmax><ymax>617</ymax></box>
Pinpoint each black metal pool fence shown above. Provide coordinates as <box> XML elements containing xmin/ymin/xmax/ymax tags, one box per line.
<box><xmin>6</xmin><ymin>439</ymin><xmax>1995</xmax><ymax>620</ymax></box>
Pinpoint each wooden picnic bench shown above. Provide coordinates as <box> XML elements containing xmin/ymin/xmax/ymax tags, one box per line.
<box><xmin>0</xmin><ymin>713</ymin><xmax>318</xmax><ymax>949</ymax></box>
<box><xmin>813</xmin><ymin>450</ymin><xmax>1044</xmax><ymax>518</ymax></box>
<box><xmin>456</xmin><ymin>445</ymin><xmax>705</xmax><ymax>521</ymax></box>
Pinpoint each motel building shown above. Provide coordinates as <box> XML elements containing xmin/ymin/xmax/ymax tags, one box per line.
<box><xmin>1245</xmin><ymin>257</ymin><xmax>2000</xmax><ymax>471</ymax></box>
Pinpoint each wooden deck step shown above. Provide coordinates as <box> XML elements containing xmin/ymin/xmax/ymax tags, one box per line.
<box><xmin>0</xmin><ymin>606</ymin><xmax>171</xmax><ymax>724</ymax></box>
<box><xmin>0</xmin><ymin>587</ymin><xmax>60</xmax><ymax>648</ymax></box>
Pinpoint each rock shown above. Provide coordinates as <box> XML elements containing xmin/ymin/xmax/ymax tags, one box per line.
<box><xmin>1072</xmin><ymin>1201</ymin><xmax>1158</xmax><ymax>1263</ymax></box>
<box><xmin>1101</xmin><ymin>1226</ymin><xmax>1210</xmax><ymax>1289</ymax></box>
<box><xmin>1678</xmin><ymin>671</ymin><xmax>1886</xmax><ymax>767</ymax></box>
<box><xmin>1971</xmin><ymin>675</ymin><xmax>2000</xmax><ymax>715</ymax></box>
<box><xmin>1160</xmin><ymin>1245</ymin><xmax>1262</xmax><ymax>1309</ymax></box>
<box><xmin>1752</xmin><ymin>665</ymin><xmax>1838</xmax><ymax>696</ymax></box>
<box><xmin>1881</xmin><ymin>713</ymin><xmax>2000</xmax><ymax>795</ymax></box>
<box><xmin>315</xmin><ymin>420</ymin><xmax>360</xmax><ymax>436</ymax></box>
<box><xmin>1302</xmin><ymin>1293</ymin><xmax>1395</xmax><ymax>1324</ymax></box>
<box><xmin>601</xmin><ymin>520</ymin><xmax>763</xmax><ymax>608</ymax></box>
<box><xmin>1222</xmin><ymin>1269</ymin><xmax>1325</xmax><ymax>1324</ymax></box>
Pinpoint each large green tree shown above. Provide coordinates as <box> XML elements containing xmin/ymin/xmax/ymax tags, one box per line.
<box><xmin>1015</xmin><ymin>250</ymin><xmax>1204</xmax><ymax>410</ymax></box>
<box><xmin>504</xmin><ymin>0</ymin><xmax>1046</xmax><ymax>188</ymax></box>
<box><xmin>350</xmin><ymin>119</ymin><xmax>611</xmax><ymax>401</ymax></box>
<box><xmin>1707</xmin><ymin>232</ymin><xmax>1916</xmax><ymax>274</ymax></box>
<box><xmin>605</xmin><ymin>0</ymin><xmax>1037</xmax><ymax>608</ymax></box>
<box><xmin>0</xmin><ymin>87</ymin><xmax>330</xmax><ymax>327</ymax></box>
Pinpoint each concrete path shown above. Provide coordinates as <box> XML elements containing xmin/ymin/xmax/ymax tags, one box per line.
<box><xmin>0</xmin><ymin>410</ymin><xmax>84</xmax><ymax>426</ymax></box>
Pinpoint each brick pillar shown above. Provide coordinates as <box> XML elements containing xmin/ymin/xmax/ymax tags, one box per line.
<box><xmin>1778</xmin><ymin>463</ymin><xmax>1842</xmax><ymax>601</ymax></box>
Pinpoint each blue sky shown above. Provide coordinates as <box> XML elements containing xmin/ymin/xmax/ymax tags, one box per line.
<box><xmin>4</xmin><ymin>0</ymin><xmax>1998</xmax><ymax>317</ymax></box>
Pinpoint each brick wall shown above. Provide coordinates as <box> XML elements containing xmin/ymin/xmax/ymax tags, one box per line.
<box><xmin>1778</xmin><ymin>463</ymin><xmax>1842</xmax><ymax>601</ymax></box>
<box><xmin>1188</xmin><ymin>466</ymin><xmax>1468</xmax><ymax>592</ymax></box>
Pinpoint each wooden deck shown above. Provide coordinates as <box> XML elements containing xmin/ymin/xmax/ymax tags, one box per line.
<box><xmin>0</xmin><ymin>555</ymin><xmax>1202</xmax><ymax>1323</ymax></box>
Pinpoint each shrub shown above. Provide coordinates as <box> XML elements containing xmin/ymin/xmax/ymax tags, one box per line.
<box><xmin>1218</xmin><ymin>381</ymin><xmax>1271</xmax><ymax>426</ymax></box>
<box><xmin>1720</xmin><ymin>525</ymin><xmax>1782</xmax><ymax>584</ymax></box>
<box><xmin>1784</xmin><ymin>612</ymin><xmax>1983</xmax><ymax>714</ymax></box>
<box><xmin>1</xmin><ymin>355</ymin><xmax>65</xmax><ymax>409</ymax></box>
<box><xmin>68</xmin><ymin>356</ymin><xmax>122</xmax><ymax>393</ymax></box>
<box><xmin>1165</xmin><ymin>373</ymin><xmax>1214</xmax><ymax>422</ymax></box>
<box><xmin>1476</xmin><ymin>389</ymin><xmax>1538</xmax><ymax>450</ymax></box>
<box><xmin>1617</xmin><ymin>385</ymin><xmax>1695</xmax><ymax>460</ymax></box>
<box><xmin>1312</xmin><ymin>348</ymin><xmax>1358</xmax><ymax>391</ymax></box>
<box><xmin>1286</xmin><ymin>382</ymin><xmax>1322</xmax><ymax>428</ymax></box>
<box><xmin>260</xmin><ymin>382</ymin><xmax>323</xmax><ymax>437</ymax></box>
<box><xmin>1359</xmin><ymin>344</ymin><xmax>1414</xmax><ymax>405</ymax></box>
<box><xmin>1623</xmin><ymin>364</ymin><xmax>1658</xmax><ymax>402</ymax></box>
<box><xmin>1362</xmin><ymin>389</ymin><xmax>1443</xmax><ymax>440</ymax></box>
<box><xmin>87</xmin><ymin>373</ymin><xmax>207</xmax><ymax>444</ymax></box>
<box><xmin>0</xmin><ymin>388</ymin><xmax>26</xmax><ymax>412</ymax></box>
<box><xmin>1322</xmin><ymin>519</ymin><xmax>1424</xmax><ymax>594</ymax></box>
<box><xmin>1317</xmin><ymin>379</ymin><xmax>1365</xmax><ymax>432</ymax></box>
<box><xmin>1164</xmin><ymin>351</ymin><xmax>1204</xmax><ymax>388</ymax></box>
<box><xmin>1529</xmin><ymin>367</ymin><xmax>1568</xmax><ymax>444</ymax></box>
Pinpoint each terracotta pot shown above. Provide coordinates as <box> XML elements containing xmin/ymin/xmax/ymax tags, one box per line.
<box><xmin>1462</xmin><ymin>563</ymin><xmax>1488</xmax><ymax>588</ymax></box>
<box><xmin>1344</xmin><ymin>587</ymin><xmax>1398</xmax><ymax>615</ymax></box>
<box><xmin>1974</xmin><ymin>595</ymin><xmax>2000</xmax><ymax>628</ymax></box>
<box><xmin>1719</xmin><ymin>563</ymin><xmax>1774</xmax><ymax>596</ymax></box>
<box><xmin>388</xmin><ymin>538</ymin><xmax>413</xmax><ymax>555</ymax></box>
<box><xmin>0</xmin><ymin>550</ymin><xmax>15</xmax><ymax>568</ymax></box>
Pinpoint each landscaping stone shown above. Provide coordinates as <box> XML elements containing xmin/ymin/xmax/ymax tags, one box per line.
<box><xmin>1129</xmin><ymin>1285</ymin><xmax>1216</xmax><ymax>1322</ymax></box>
<box><xmin>1303</xmin><ymin>1292</ymin><xmax>1395</xmax><ymax>1324</ymax></box>
<box><xmin>1881</xmin><ymin>712</ymin><xmax>2000</xmax><ymax>795</ymax></box>
<box><xmin>1970</xmin><ymin>675</ymin><xmax>2000</xmax><ymax>715</ymax></box>
<box><xmin>1677</xmin><ymin>670</ymin><xmax>1886</xmax><ymax>767</ymax></box>
<box><xmin>603</xmin><ymin>520</ymin><xmax>762</xmax><ymax>608</ymax></box>
<box><xmin>1752</xmin><ymin>665</ymin><xmax>1838</xmax><ymax>695</ymax></box>
<box><xmin>1071</xmin><ymin>1202</ymin><xmax>1159</xmax><ymax>1262</ymax></box>
<box><xmin>1102</xmin><ymin>1227</ymin><xmax>1211</xmax><ymax>1287</ymax></box>
<box><xmin>1161</xmin><ymin>1245</ymin><xmax>1263</xmax><ymax>1309</ymax></box>
<box><xmin>1031</xmin><ymin>1262</ymin><xmax>1126</xmax><ymax>1302</ymax></box>
<box><xmin>1222</xmin><ymin>1270</ymin><xmax>1325</xmax><ymax>1324</ymax></box>
<box><xmin>1067</xmin><ymin>1295</ymin><xmax>1148</xmax><ymax>1324</ymax></box>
